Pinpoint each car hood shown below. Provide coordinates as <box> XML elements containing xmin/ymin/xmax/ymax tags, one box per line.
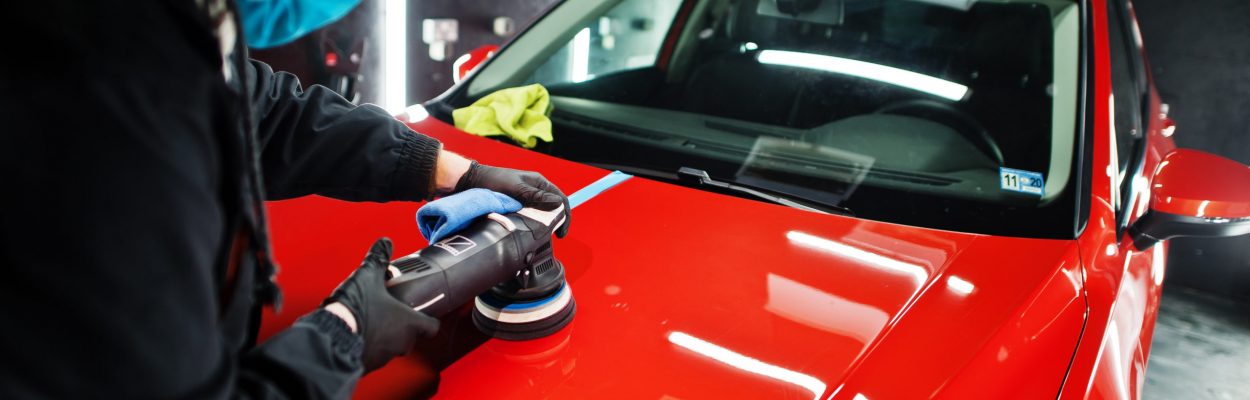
<box><xmin>261</xmin><ymin>117</ymin><xmax>1087</xmax><ymax>399</ymax></box>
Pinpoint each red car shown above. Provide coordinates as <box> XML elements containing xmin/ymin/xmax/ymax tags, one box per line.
<box><xmin>260</xmin><ymin>0</ymin><xmax>1250</xmax><ymax>398</ymax></box>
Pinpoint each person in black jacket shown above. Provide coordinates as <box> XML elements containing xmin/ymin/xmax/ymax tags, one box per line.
<box><xmin>0</xmin><ymin>0</ymin><xmax>569</xmax><ymax>398</ymax></box>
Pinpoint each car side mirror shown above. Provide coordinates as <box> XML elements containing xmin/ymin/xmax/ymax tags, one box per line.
<box><xmin>1130</xmin><ymin>149</ymin><xmax>1250</xmax><ymax>249</ymax></box>
<box><xmin>453</xmin><ymin>44</ymin><xmax>498</xmax><ymax>84</ymax></box>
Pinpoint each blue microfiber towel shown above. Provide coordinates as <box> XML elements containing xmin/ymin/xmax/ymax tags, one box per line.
<box><xmin>417</xmin><ymin>189</ymin><xmax>523</xmax><ymax>244</ymax></box>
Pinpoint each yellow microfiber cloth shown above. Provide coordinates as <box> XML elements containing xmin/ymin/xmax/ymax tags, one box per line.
<box><xmin>453</xmin><ymin>84</ymin><xmax>554</xmax><ymax>148</ymax></box>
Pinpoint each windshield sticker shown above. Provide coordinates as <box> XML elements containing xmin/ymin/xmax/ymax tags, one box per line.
<box><xmin>1000</xmin><ymin>168</ymin><xmax>1044</xmax><ymax>196</ymax></box>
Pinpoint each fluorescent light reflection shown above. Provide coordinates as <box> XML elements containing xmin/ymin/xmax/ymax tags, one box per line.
<box><xmin>766</xmin><ymin>274</ymin><xmax>887</xmax><ymax>343</ymax></box>
<box><xmin>1133</xmin><ymin>175</ymin><xmax>1151</xmax><ymax>217</ymax></box>
<box><xmin>757</xmin><ymin>50</ymin><xmax>968</xmax><ymax>101</ymax></box>
<box><xmin>403</xmin><ymin>104</ymin><xmax>429</xmax><ymax>122</ymax></box>
<box><xmin>668</xmin><ymin>331</ymin><xmax>827</xmax><ymax>400</ymax></box>
<box><xmin>451</xmin><ymin>52</ymin><xmax>472</xmax><ymax>84</ymax></box>
<box><xmin>1151</xmin><ymin>242</ymin><xmax>1166</xmax><ymax>286</ymax></box>
<box><xmin>946</xmin><ymin>275</ymin><xmax>975</xmax><ymax>296</ymax></box>
<box><xmin>570</xmin><ymin>28</ymin><xmax>591</xmax><ymax>83</ymax></box>
<box><xmin>381</xmin><ymin>0</ymin><xmax>407</xmax><ymax>114</ymax></box>
<box><xmin>786</xmin><ymin>231</ymin><xmax>928</xmax><ymax>284</ymax></box>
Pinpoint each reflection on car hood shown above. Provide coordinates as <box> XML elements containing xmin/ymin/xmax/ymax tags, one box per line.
<box><xmin>260</xmin><ymin>117</ymin><xmax>1087</xmax><ymax>399</ymax></box>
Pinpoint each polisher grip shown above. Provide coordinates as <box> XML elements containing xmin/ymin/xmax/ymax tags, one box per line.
<box><xmin>385</xmin><ymin>210</ymin><xmax>555</xmax><ymax>318</ymax></box>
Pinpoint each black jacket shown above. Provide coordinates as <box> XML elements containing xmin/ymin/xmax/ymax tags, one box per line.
<box><xmin>1</xmin><ymin>0</ymin><xmax>440</xmax><ymax>398</ymax></box>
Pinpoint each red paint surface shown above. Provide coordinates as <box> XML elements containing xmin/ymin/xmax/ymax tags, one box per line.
<box><xmin>1150</xmin><ymin>149</ymin><xmax>1250</xmax><ymax>219</ymax></box>
<box><xmin>261</xmin><ymin>117</ymin><xmax>1086</xmax><ymax>399</ymax></box>
<box><xmin>1059</xmin><ymin>2</ymin><xmax>1176</xmax><ymax>398</ymax></box>
<box><xmin>455</xmin><ymin>45</ymin><xmax>498</xmax><ymax>83</ymax></box>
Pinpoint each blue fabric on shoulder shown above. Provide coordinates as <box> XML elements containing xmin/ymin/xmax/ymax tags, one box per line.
<box><xmin>417</xmin><ymin>189</ymin><xmax>522</xmax><ymax>244</ymax></box>
<box><xmin>237</xmin><ymin>0</ymin><xmax>361</xmax><ymax>49</ymax></box>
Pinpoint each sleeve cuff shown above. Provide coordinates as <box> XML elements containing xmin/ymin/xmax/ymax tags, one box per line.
<box><xmin>391</xmin><ymin>130</ymin><xmax>443</xmax><ymax>201</ymax></box>
<box><xmin>298</xmin><ymin>309</ymin><xmax>364</xmax><ymax>360</ymax></box>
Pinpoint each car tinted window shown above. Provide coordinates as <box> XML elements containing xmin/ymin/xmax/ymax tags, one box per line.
<box><xmin>529</xmin><ymin>0</ymin><xmax>684</xmax><ymax>85</ymax></box>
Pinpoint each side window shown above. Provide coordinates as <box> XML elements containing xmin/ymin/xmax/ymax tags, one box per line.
<box><xmin>1107</xmin><ymin>0</ymin><xmax>1148</xmax><ymax>225</ymax></box>
<box><xmin>527</xmin><ymin>0</ymin><xmax>683</xmax><ymax>86</ymax></box>
<box><xmin>1107</xmin><ymin>0</ymin><xmax>1143</xmax><ymax>179</ymax></box>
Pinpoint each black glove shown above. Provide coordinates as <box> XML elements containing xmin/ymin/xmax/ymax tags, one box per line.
<box><xmin>455</xmin><ymin>161</ymin><xmax>571</xmax><ymax>237</ymax></box>
<box><xmin>324</xmin><ymin>238</ymin><xmax>440</xmax><ymax>372</ymax></box>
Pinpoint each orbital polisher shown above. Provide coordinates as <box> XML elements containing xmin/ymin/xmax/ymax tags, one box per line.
<box><xmin>384</xmin><ymin>207</ymin><xmax>574</xmax><ymax>341</ymax></box>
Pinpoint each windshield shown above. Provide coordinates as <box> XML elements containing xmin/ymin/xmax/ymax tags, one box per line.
<box><xmin>443</xmin><ymin>0</ymin><xmax>1083</xmax><ymax>239</ymax></box>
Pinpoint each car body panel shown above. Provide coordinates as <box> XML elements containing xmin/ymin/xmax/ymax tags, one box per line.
<box><xmin>1059</xmin><ymin>2</ymin><xmax>1177</xmax><ymax>398</ymax></box>
<box><xmin>261</xmin><ymin>116</ymin><xmax>1086</xmax><ymax>399</ymax></box>
<box><xmin>1150</xmin><ymin>150</ymin><xmax>1250</xmax><ymax>219</ymax></box>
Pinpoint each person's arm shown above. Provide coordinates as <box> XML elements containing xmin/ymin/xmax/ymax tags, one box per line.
<box><xmin>239</xmin><ymin>239</ymin><xmax>438</xmax><ymax>398</ymax></box>
<box><xmin>247</xmin><ymin>59</ymin><xmax>449</xmax><ymax>202</ymax></box>
<box><xmin>246</xmin><ymin>59</ymin><xmax>572</xmax><ymax>235</ymax></box>
<box><xmin>235</xmin><ymin>309</ymin><xmax>365</xmax><ymax>399</ymax></box>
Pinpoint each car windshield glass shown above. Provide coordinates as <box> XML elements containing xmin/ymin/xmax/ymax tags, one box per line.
<box><xmin>449</xmin><ymin>0</ymin><xmax>1083</xmax><ymax>239</ymax></box>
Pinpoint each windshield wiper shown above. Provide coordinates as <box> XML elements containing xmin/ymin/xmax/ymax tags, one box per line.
<box><xmin>676</xmin><ymin>167</ymin><xmax>854</xmax><ymax>216</ymax></box>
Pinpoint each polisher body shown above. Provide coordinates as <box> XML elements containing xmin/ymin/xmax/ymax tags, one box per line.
<box><xmin>384</xmin><ymin>208</ymin><xmax>575</xmax><ymax>340</ymax></box>
<box><xmin>386</xmin><ymin>211</ymin><xmax>552</xmax><ymax>317</ymax></box>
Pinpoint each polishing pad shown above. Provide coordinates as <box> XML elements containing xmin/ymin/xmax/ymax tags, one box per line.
<box><xmin>472</xmin><ymin>282</ymin><xmax>576</xmax><ymax>341</ymax></box>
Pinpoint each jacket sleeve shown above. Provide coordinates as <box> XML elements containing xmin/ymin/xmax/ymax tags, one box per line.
<box><xmin>247</xmin><ymin>59</ymin><xmax>443</xmax><ymax>202</ymax></box>
<box><xmin>237</xmin><ymin>310</ymin><xmax>365</xmax><ymax>399</ymax></box>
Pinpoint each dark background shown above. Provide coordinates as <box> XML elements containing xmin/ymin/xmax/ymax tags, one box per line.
<box><xmin>255</xmin><ymin>0</ymin><xmax>1249</xmax><ymax>301</ymax></box>
<box><xmin>1134</xmin><ymin>0</ymin><xmax>1250</xmax><ymax>301</ymax></box>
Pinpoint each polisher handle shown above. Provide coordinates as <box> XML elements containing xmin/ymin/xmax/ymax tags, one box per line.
<box><xmin>384</xmin><ymin>210</ymin><xmax>554</xmax><ymax>318</ymax></box>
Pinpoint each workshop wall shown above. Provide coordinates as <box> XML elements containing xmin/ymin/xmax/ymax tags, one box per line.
<box><xmin>406</xmin><ymin>0</ymin><xmax>557</xmax><ymax>104</ymax></box>
<box><xmin>1134</xmin><ymin>0</ymin><xmax>1250</xmax><ymax>300</ymax></box>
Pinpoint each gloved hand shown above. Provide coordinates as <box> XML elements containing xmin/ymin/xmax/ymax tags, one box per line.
<box><xmin>324</xmin><ymin>238</ymin><xmax>440</xmax><ymax>372</ymax></box>
<box><xmin>454</xmin><ymin>161</ymin><xmax>571</xmax><ymax>237</ymax></box>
